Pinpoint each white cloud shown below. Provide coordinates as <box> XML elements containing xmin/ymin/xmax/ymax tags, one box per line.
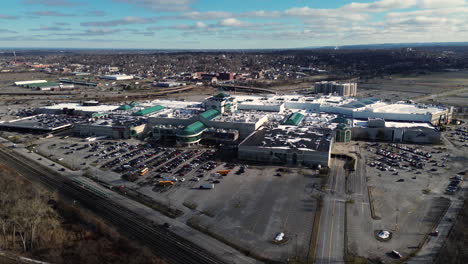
<box><xmin>181</xmin><ymin>11</ymin><xmax>233</xmax><ymax>20</ymax></box>
<box><xmin>418</xmin><ymin>0</ymin><xmax>466</xmax><ymax>8</ymax></box>
<box><xmin>218</xmin><ymin>18</ymin><xmax>252</xmax><ymax>28</ymax></box>
<box><xmin>113</xmin><ymin>0</ymin><xmax>194</xmax><ymax>12</ymax></box>
<box><xmin>342</xmin><ymin>0</ymin><xmax>418</xmax><ymax>12</ymax></box>
<box><xmin>81</xmin><ymin>16</ymin><xmax>155</xmax><ymax>26</ymax></box>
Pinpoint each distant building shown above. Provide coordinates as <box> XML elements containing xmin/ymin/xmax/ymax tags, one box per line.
<box><xmin>153</xmin><ymin>81</ymin><xmax>185</xmax><ymax>88</ymax></box>
<box><xmin>108</xmin><ymin>66</ymin><xmax>119</xmax><ymax>72</ymax></box>
<box><xmin>314</xmin><ymin>81</ymin><xmax>357</xmax><ymax>96</ymax></box>
<box><xmin>14</xmin><ymin>80</ymin><xmax>47</xmax><ymax>86</ymax></box>
<box><xmin>101</xmin><ymin>75</ymin><xmax>133</xmax><ymax>81</ymax></box>
<box><xmin>218</xmin><ymin>72</ymin><xmax>234</xmax><ymax>81</ymax></box>
<box><xmin>23</xmin><ymin>82</ymin><xmax>60</xmax><ymax>90</ymax></box>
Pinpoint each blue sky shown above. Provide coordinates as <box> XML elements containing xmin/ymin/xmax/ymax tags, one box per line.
<box><xmin>0</xmin><ymin>0</ymin><xmax>467</xmax><ymax>49</ymax></box>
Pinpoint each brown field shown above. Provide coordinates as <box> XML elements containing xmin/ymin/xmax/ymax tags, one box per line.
<box><xmin>358</xmin><ymin>71</ymin><xmax>468</xmax><ymax>104</ymax></box>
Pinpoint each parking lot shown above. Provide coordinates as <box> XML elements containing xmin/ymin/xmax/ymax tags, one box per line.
<box><xmin>346</xmin><ymin>137</ymin><xmax>466</xmax><ymax>262</ymax></box>
<box><xmin>30</xmin><ymin>122</ymin><xmax>467</xmax><ymax>263</ymax></box>
<box><xmin>364</xmin><ymin>141</ymin><xmax>464</xmax><ymax>196</ymax></box>
<box><xmin>144</xmin><ymin>165</ymin><xmax>321</xmax><ymax>262</ymax></box>
<box><xmin>33</xmin><ymin>137</ymin><xmax>321</xmax><ymax>262</ymax></box>
<box><xmin>446</xmin><ymin>125</ymin><xmax>468</xmax><ymax>147</ymax></box>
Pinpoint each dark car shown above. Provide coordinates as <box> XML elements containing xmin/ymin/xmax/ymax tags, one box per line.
<box><xmin>390</xmin><ymin>250</ymin><xmax>402</xmax><ymax>259</ymax></box>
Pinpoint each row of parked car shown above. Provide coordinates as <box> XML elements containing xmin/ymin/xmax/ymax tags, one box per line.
<box><xmin>445</xmin><ymin>175</ymin><xmax>463</xmax><ymax>195</ymax></box>
<box><xmin>102</xmin><ymin>144</ymin><xmax>156</xmax><ymax>170</ymax></box>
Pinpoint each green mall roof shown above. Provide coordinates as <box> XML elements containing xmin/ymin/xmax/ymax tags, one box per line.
<box><xmin>214</xmin><ymin>92</ymin><xmax>230</xmax><ymax>98</ymax></box>
<box><xmin>200</xmin><ymin>109</ymin><xmax>220</xmax><ymax>120</ymax></box>
<box><xmin>283</xmin><ymin>112</ymin><xmax>305</xmax><ymax>126</ymax></box>
<box><xmin>178</xmin><ymin>121</ymin><xmax>207</xmax><ymax>136</ymax></box>
<box><xmin>132</xmin><ymin>105</ymin><xmax>165</xmax><ymax>116</ymax></box>
<box><xmin>23</xmin><ymin>82</ymin><xmax>59</xmax><ymax>87</ymax></box>
<box><xmin>331</xmin><ymin>117</ymin><xmax>349</xmax><ymax>124</ymax></box>
<box><xmin>118</xmin><ymin>105</ymin><xmax>133</xmax><ymax>110</ymax></box>
<box><xmin>91</xmin><ymin>112</ymin><xmax>108</xmax><ymax>118</ymax></box>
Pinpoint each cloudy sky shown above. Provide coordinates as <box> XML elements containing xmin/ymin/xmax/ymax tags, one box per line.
<box><xmin>0</xmin><ymin>0</ymin><xmax>467</xmax><ymax>49</ymax></box>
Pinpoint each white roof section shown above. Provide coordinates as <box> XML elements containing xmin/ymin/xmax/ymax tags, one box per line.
<box><xmin>234</xmin><ymin>94</ymin><xmax>350</xmax><ymax>106</ymax></box>
<box><xmin>143</xmin><ymin>99</ymin><xmax>202</xmax><ymax>109</ymax></box>
<box><xmin>150</xmin><ymin>108</ymin><xmax>199</xmax><ymax>119</ymax></box>
<box><xmin>352</xmin><ymin>119</ymin><xmax>435</xmax><ymax>129</ymax></box>
<box><xmin>212</xmin><ymin>111</ymin><xmax>265</xmax><ymax>123</ymax></box>
<box><xmin>365</xmin><ymin>102</ymin><xmax>446</xmax><ymax>115</ymax></box>
<box><xmin>14</xmin><ymin>80</ymin><xmax>47</xmax><ymax>85</ymax></box>
<box><xmin>101</xmin><ymin>74</ymin><xmax>133</xmax><ymax>80</ymax></box>
<box><xmin>232</xmin><ymin>94</ymin><xmax>448</xmax><ymax>116</ymax></box>
<box><xmin>44</xmin><ymin>103</ymin><xmax>119</xmax><ymax>112</ymax></box>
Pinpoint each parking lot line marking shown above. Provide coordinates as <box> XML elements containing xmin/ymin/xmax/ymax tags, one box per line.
<box><xmin>328</xmin><ymin>199</ymin><xmax>336</xmax><ymax>264</ymax></box>
<box><xmin>319</xmin><ymin>201</ymin><xmax>330</xmax><ymax>262</ymax></box>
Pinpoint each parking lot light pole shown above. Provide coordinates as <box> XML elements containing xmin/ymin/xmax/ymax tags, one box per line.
<box><xmin>295</xmin><ymin>233</ymin><xmax>298</xmax><ymax>259</ymax></box>
<box><xmin>395</xmin><ymin>208</ymin><xmax>399</xmax><ymax>232</ymax></box>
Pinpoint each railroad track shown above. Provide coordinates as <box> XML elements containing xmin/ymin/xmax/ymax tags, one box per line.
<box><xmin>0</xmin><ymin>146</ymin><xmax>225</xmax><ymax>264</ymax></box>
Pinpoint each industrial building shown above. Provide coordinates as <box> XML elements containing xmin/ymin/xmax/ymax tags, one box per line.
<box><xmin>314</xmin><ymin>81</ymin><xmax>358</xmax><ymax>96</ymax></box>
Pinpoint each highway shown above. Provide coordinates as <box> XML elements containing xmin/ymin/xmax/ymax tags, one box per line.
<box><xmin>315</xmin><ymin>158</ymin><xmax>347</xmax><ymax>264</ymax></box>
<box><xmin>214</xmin><ymin>84</ymin><xmax>277</xmax><ymax>94</ymax></box>
<box><xmin>0</xmin><ymin>85</ymin><xmax>198</xmax><ymax>103</ymax></box>
<box><xmin>0</xmin><ymin>144</ymin><xmax>226</xmax><ymax>264</ymax></box>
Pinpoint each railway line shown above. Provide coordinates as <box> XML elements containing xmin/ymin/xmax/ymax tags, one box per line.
<box><xmin>0</xmin><ymin>145</ymin><xmax>226</xmax><ymax>264</ymax></box>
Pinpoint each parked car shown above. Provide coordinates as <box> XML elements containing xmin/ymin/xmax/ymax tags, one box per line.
<box><xmin>390</xmin><ymin>250</ymin><xmax>402</xmax><ymax>258</ymax></box>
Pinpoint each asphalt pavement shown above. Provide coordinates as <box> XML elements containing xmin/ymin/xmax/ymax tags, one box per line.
<box><xmin>315</xmin><ymin>158</ymin><xmax>346</xmax><ymax>264</ymax></box>
<box><xmin>0</xmin><ymin>137</ymin><xmax>259</xmax><ymax>264</ymax></box>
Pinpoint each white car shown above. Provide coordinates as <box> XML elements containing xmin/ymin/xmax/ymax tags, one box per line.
<box><xmin>275</xmin><ymin>232</ymin><xmax>285</xmax><ymax>242</ymax></box>
<box><xmin>378</xmin><ymin>230</ymin><xmax>390</xmax><ymax>239</ymax></box>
